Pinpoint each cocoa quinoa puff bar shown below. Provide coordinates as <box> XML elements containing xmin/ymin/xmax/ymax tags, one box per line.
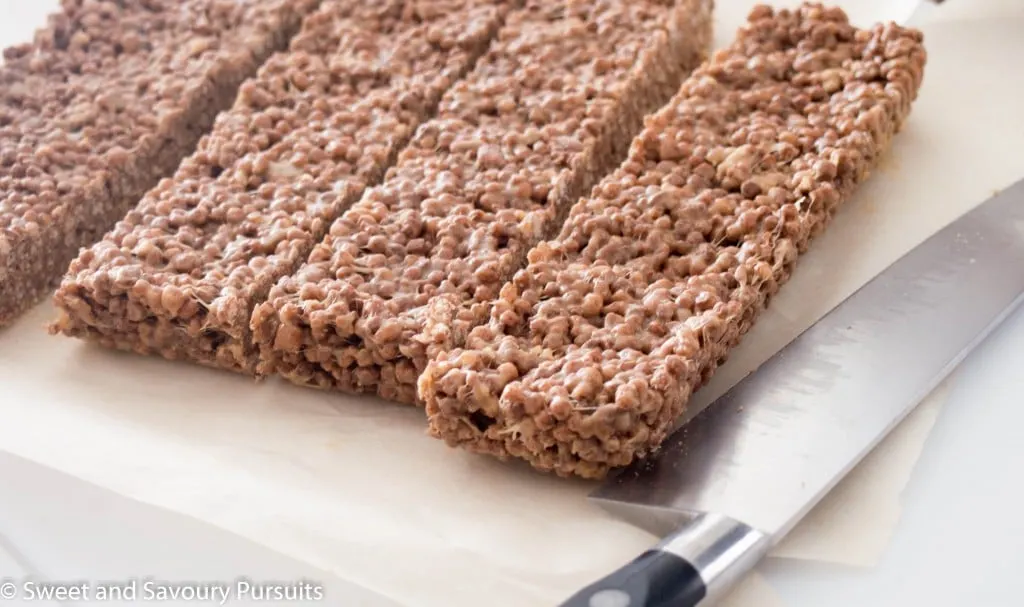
<box><xmin>419</xmin><ymin>4</ymin><xmax>928</xmax><ymax>479</ymax></box>
<box><xmin>50</xmin><ymin>0</ymin><xmax>517</xmax><ymax>372</ymax></box>
<box><xmin>253</xmin><ymin>0</ymin><xmax>714</xmax><ymax>403</ymax></box>
<box><xmin>0</xmin><ymin>0</ymin><xmax>320</xmax><ymax>327</ymax></box>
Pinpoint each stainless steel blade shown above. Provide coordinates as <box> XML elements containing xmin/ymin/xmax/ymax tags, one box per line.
<box><xmin>580</xmin><ymin>177</ymin><xmax>1024</xmax><ymax>603</ymax></box>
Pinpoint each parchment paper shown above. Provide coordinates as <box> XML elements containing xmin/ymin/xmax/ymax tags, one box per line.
<box><xmin>771</xmin><ymin>382</ymin><xmax>948</xmax><ymax>567</ymax></box>
<box><xmin>1</xmin><ymin>3</ymin><xmax>1022</xmax><ymax>607</ymax></box>
<box><xmin>719</xmin><ymin>573</ymin><xmax>789</xmax><ymax>607</ymax></box>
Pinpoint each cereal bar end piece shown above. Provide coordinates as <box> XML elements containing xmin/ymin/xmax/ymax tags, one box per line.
<box><xmin>421</xmin><ymin>4</ymin><xmax>928</xmax><ymax>479</ymax></box>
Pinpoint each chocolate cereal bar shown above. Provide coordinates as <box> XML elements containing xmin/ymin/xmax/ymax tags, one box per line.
<box><xmin>253</xmin><ymin>0</ymin><xmax>714</xmax><ymax>403</ymax></box>
<box><xmin>419</xmin><ymin>4</ymin><xmax>928</xmax><ymax>478</ymax></box>
<box><xmin>51</xmin><ymin>0</ymin><xmax>516</xmax><ymax>371</ymax></box>
<box><xmin>0</xmin><ymin>0</ymin><xmax>320</xmax><ymax>327</ymax></box>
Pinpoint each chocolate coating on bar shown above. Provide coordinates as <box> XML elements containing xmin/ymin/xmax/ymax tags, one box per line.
<box><xmin>1</xmin><ymin>0</ymin><xmax>319</xmax><ymax>326</ymax></box>
<box><xmin>51</xmin><ymin>0</ymin><xmax>517</xmax><ymax>371</ymax></box>
<box><xmin>420</xmin><ymin>3</ymin><xmax>928</xmax><ymax>479</ymax></box>
<box><xmin>253</xmin><ymin>0</ymin><xmax>714</xmax><ymax>403</ymax></box>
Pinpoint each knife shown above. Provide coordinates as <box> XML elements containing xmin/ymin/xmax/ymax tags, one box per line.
<box><xmin>559</xmin><ymin>174</ymin><xmax>1024</xmax><ymax>607</ymax></box>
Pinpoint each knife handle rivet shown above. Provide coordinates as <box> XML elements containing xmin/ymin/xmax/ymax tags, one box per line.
<box><xmin>587</xmin><ymin>589</ymin><xmax>632</xmax><ymax>607</ymax></box>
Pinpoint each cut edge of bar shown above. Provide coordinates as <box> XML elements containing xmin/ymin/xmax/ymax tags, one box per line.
<box><xmin>49</xmin><ymin>0</ymin><xmax>520</xmax><ymax>374</ymax></box>
<box><xmin>5</xmin><ymin>0</ymin><xmax>321</xmax><ymax>329</ymax></box>
<box><xmin>251</xmin><ymin>0</ymin><xmax>716</xmax><ymax>403</ymax></box>
<box><xmin>419</xmin><ymin>9</ymin><xmax>929</xmax><ymax>479</ymax></box>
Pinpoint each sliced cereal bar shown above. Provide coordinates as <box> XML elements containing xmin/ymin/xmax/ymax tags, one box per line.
<box><xmin>253</xmin><ymin>0</ymin><xmax>714</xmax><ymax>403</ymax></box>
<box><xmin>0</xmin><ymin>0</ymin><xmax>320</xmax><ymax>326</ymax></box>
<box><xmin>51</xmin><ymin>0</ymin><xmax>516</xmax><ymax>371</ymax></box>
<box><xmin>419</xmin><ymin>4</ymin><xmax>928</xmax><ymax>478</ymax></box>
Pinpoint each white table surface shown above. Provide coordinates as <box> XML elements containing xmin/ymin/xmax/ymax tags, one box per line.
<box><xmin>767</xmin><ymin>303</ymin><xmax>1024</xmax><ymax>607</ymax></box>
<box><xmin>1</xmin><ymin>1</ymin><xmax>1023</xmax><ymax>606</ymax></box>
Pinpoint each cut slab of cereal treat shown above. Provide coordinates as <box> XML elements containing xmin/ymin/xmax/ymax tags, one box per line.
<box><xmin>0</xmin><ymin>0</ymin><xmax>321</xmax><ymax>327</ymax></box>
<box><xmin>419</xmin><ymin>4</ymin><xmax>928</xmax><ymax>479</ymax></box>
<box><xmin>51</xmin><ymin>0</ymin><xmax>516</xmax><ymax>372</ymax></box>
<box><xmin>253</xmin><ymin>0</ymin><xmax>714</xmax><ymax>403</ymax></box>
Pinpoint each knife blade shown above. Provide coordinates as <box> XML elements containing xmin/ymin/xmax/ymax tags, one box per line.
<box><xmin>558</xmin><ymin>172</ymin><xmax>1024</xmax><ymax>607</ymax></box>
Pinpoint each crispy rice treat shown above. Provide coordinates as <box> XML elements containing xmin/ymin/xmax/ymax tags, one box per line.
<box><xmin>253</xmin><ymin>0</ymin><xmax>714</xmax><ymax>403</ymax></box>
<box><xmin>420</xmin><ymin>4</ymin><xmax>928</xmax><ymax>478</ymax></box>
<box><xmin>51</xmin><ymin>0</ymin><xmax>517</xmax><ymax>371</ymax></box>
<box><xmin>0</xmin><ymin>0</ymin><xmax>320</xmax><ymax>326</ymax></box>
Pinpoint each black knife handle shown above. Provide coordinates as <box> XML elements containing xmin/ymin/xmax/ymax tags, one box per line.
<box><xmin>558</xmin><ymin>549</ymin><xmax>706</xmax><ymax>607</ymax></box>
<box><xmin>559</xmin><ymin>514</ymin><xmax>771</xmax><ymax>607</ymax></box>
